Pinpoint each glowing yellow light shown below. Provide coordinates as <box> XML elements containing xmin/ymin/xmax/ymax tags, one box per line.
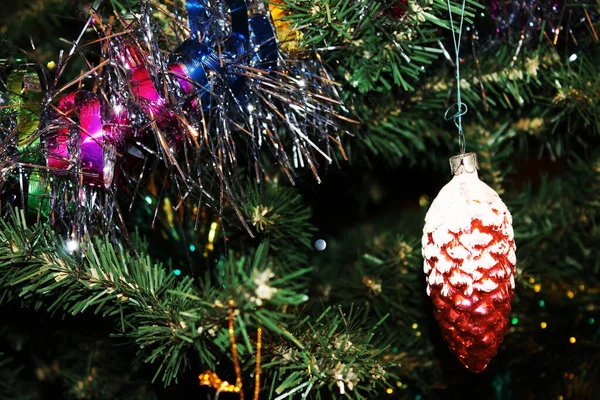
<box><xmin>567</xmin><ymin>291</ymin><xmax>575</xmax><ymax>299</ymax></box>
<box><xmin>47</xmin><ymin>61</ymin><xmax>56</xmax><ymax>69</ymax></box>
<box><xmin>198</xmin><ymin>371</ymin><xmax>239</xmax><ymax>393</ymax></box>
<box><xmin>386</xmin><ymin>388</ymin><xmax>394</xmax><ymax>394</ymax></box>
<box><xmin>578</xmin><ymin>284</ymin><xmax>585</xmax><ymax>291</ymax></box>
<box><xmin>208</xmin><ymin>221</ymin><xmax>218</xmax><ymax>243</ymax></box>
<box><xmin>540</xmin><ymin>322</ymin><xmax>547</xmax><ymax>329</ymax></box>
<box><xmin>559</xmin><ymin>396</ymin><xmax>564</xmax><ymax>400</ymax></box>
<box><xmin>416</xmin><ymin>331</ymin><xmax>422</xmax><ymax>337</ymax></box>
<box><xmin>569</xmin><ymin>337</ymin><xmax>576</xmax><ymax>344</ymax></box>
<box><xmin>529</xmin><ymin>277</ymin><xmax>535</xmax><ymax>283</ymax></box>
<box><xmin>534</xmin><ymin>283</ymin><xmax>542</xmax><ymax>293</ymax></box>
<box><xmin>163</xmin><ymin>197</ymin><xmax>174</xmax><ymax>223</ymax></box>
<box><xmin>396</xmin><ymin>381</ymin><xmax>403</xmax><ymax>387</ymax></box>
<box><xmin>411</xmin><ymin>323</ymin><xmax>418</xmax><ymax>329</ymax></box>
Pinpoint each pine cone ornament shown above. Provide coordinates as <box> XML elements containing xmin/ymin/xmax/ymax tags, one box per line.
<box><xmin>422</xmin><ymin>153</ymin><xmax>516</xmax><ymax>373</ymax></box>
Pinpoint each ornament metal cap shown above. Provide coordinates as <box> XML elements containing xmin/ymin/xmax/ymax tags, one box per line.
<box><xmin>449</xmin><ymin>152</ymin><xmax>478</xmax><ymax>175</ymax></box>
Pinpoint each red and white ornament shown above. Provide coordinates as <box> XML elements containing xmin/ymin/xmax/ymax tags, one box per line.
<box><xmin>422</xmin><ymin>153</ymin><xmax>516</xmax><ymax>373</ymax></box>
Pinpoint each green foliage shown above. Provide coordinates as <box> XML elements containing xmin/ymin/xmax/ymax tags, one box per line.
<box><xmin>337</xmin><ymin>0</ymin><xmax>600</xmax><ymax>168</ymax></box>
<box><xmin>267</xmin><ymin>306</ymin><xmax>392</xmax><ymax>400</ymax></box>
<box><xmin>544</xmin><ymin>55</ymin><xmax>600</xmax><ymax>149</ymax></box>
<box><xmin>326</xmin><ymin>234</ymin><xmax>423</xmax><ymax>326</ymax></box>
<box><xmin>241</xmin><ymin>182</ymin><xmax>316</xmax><ymax>266</ymax></box>
<box><xmin>0</xmin><ymin>210</ymin><xmax>395</xmax><ymax>397</ymax></box>
<box><xmin>511</xmin><ymin>151</ymin><xmax>600</xmax><ymax>279</ymax></box>
<box><xmin>279</xmin><ymin>0</ymin><xmax>482</xmax><ymax>93</ymax></box>
<box><xmin>0</xmin><ymin>354</ymin><xmax>32</xmax><ymax>400</ymax></box>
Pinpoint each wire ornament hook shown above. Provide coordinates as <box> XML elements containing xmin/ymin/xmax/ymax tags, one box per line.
<box><xmin>444</xmin><ymin>101</ymin><xmax>468</xmax><ymax>154</ymax></box>
<box><xmin>444</xmin><ymin>0</ymin><xmax>468</xmax><ymax>155</ymax></box>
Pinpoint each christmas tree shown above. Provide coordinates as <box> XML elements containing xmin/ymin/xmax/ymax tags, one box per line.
<box><xmin>1</xmin><ymin>0</ymin><xmax>599</xmax><ymax>399</ymax></box>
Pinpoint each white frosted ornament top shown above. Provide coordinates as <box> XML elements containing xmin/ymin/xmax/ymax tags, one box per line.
<box><xmin>422</xmin><ymin>154</ymin><xmax>516</xmax><ymax>298</ymax></box>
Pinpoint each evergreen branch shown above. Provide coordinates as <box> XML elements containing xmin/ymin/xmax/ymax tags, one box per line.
<box><xmin>240</xmin><ymin>182</ymin><xmax>316</xmax><ymax>266</ymax></box>
<box><xmin>278</xmin><ymin>0</ymin><xmax>480</xmax><ymax>93</ymax></box>
<box><xmin>348</xmin><ymin>42</ymin><xmax>596</xmax><ymax>166</ymax></box>
<box><xmin>266</xmin><ymin>306</ymin><xmax>393</xmax><ymax>399</ymax></box>
<box><xmin>0</xmin><ymin>211</ymin><xmax>309</xmax><ymax>385</ymax></box>
<box><xmin>0</xmin><ymin>211</ymin><xmax>396</xmax><ymax>395</ymax></box>
<box><xmin>545</xmin><ymin>56</ymin><xmax>600</xmax><ymax>140</ymax></box>
<box><xmin>511</xmin><ymin>151</ymin><xmax>600</xmax><ymax>280</ymax></box>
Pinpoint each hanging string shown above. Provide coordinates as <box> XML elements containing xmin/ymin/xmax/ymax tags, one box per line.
<box><xmin>443</xmin><ymin>0</ymin><xmax>468</xmax><ymax>155</ymax></box>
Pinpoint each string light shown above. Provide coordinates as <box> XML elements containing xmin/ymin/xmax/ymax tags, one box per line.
<box><xmin>540</xmin><ymin>322</ymin><xmax>547</xmax><ymax>329</ymax></box>
<box><xmin>199</xmin><ymin>372</ymin><xmax>240</xmax><ymax>393</ymax></box>
<box><xmin>511</xmin><ymin>317</ymin><xmax>519</xmax><ymax>325</ymax></box>
<box><xmin>189</xmin><ymin>244</ymin><xmax>196</xmax><ymax>252</ymax></box>
<box><xmin>589</xmin><ymin>318</ymin><xmax>595</xmax><ymax>324</ymax></box>
<box><xmin>199</xmin><ymin>304</ymin><xmax>263</xmax><ymax>399</ymax></box>
<box><xmin>386</xmin><ymin>388</ymin><xmax>394</xmax><ymax>394</ymax></box>
<box><xmin>144</xmin><ymin>196</ymin><xmax>152</xmax><ymax>204</ymax></box>
<box><xmin>411</xmin><ymin>323</ymin><xmax>418</xmax><ymax>329</ymax></box>
<box><xmin>173</xmin><ymin>269</ymin><xmax>181</xmax><ymax>276</ymax></box>
<box><xmin>229</xmin><ymin>300</ymin><xmax>244</xmax><ymax>399</ymax></box>
<box><xmin>208</xmin><ymin>222</ymin><xmax>218</xmax><ymax>243</ymax></box>
<box><xmin>569</xmin><ymin>337</ymin><xmax>576</xmax><ymax>344</ymax></box>
<box><xmin>205</xmin><ymin>222</ymin><xmax>219</xmax><ymax>255</ymax></box>
<box><xmin>254</xmin><ymin>326</ymin><xmax>262</xmax><ymax>400</ymax></box>
<box><xmin>538</xmin><ymin>300</ymin><xmax>545</xmax><ymax>307</ymax></box>
<box><xmin>567</xmin><ymin>290</ymin><xmax>575</xmax><ymax>299</ymax></box>
<box><xmin>533</xmin><ymin>283</ymin><xmax>542</xmax><ymax>293</ymax></box>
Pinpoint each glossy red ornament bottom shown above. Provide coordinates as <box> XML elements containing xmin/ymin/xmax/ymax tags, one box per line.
<box><xmin>425</xmin><ymin>218</ymin><xmax>514</xmax><ymax>373</ymax></box>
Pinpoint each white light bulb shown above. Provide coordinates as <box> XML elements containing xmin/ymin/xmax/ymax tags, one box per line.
<box><xmin>66</xmin><ymin>239</ymin><xmax>79</xmax><ymax>253</ymax></box>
